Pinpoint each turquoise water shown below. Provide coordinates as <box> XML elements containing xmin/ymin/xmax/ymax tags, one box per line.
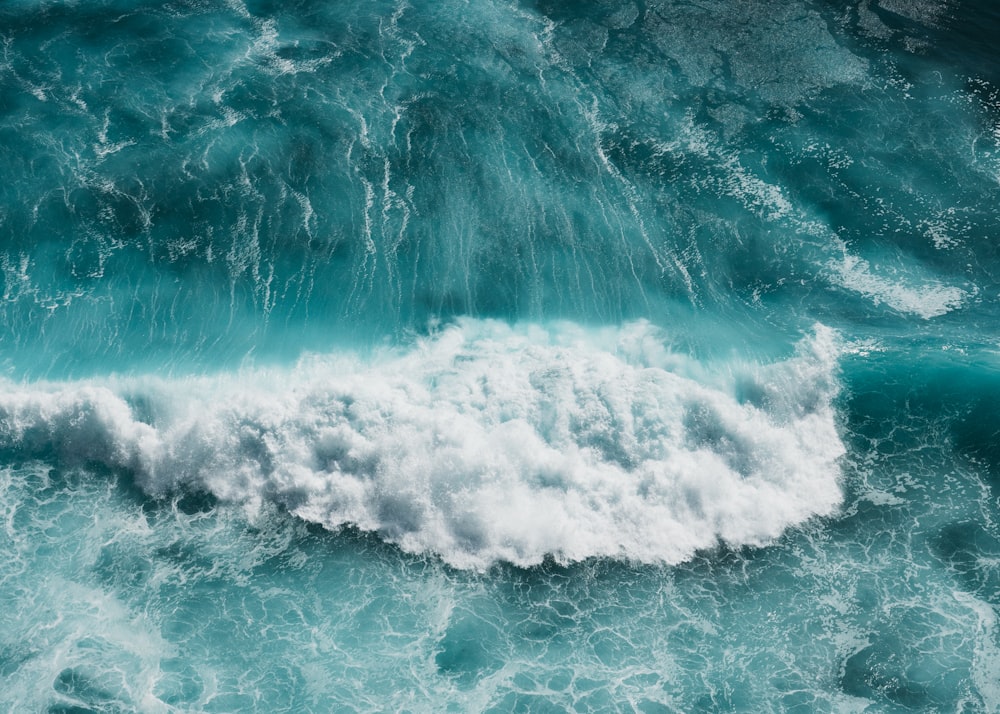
<box><xmin>1</xmin><ymin>0</ymin><xmax>999</xmax><ymax>710</ymax></box>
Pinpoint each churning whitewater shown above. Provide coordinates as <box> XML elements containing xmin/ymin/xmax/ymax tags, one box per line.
<box><xmin>2</xmin><ymin>0</ymin><xmax>1000</xmax><ymax>710</ymax></box>
<box><xmin>1</xmin><ymin>321</ymin><xmax>843</xmax><ymax>569</ymax></box>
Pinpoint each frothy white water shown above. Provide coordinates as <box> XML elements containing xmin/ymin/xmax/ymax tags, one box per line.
<box><xmin>832</xmin><ymin>253</ymin><xmax>971</xmax><ymax>319</ymax></box>
<box><xmin>0</xmin><ymin>319</ymin><xmax>845</xmax><ymax>569</ymax></box>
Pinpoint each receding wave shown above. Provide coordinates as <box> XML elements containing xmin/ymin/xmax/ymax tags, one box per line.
<box><xmin>0</xmin><ymin>319</ymin><xmax>844</xmax><ymax>569</ymax></box>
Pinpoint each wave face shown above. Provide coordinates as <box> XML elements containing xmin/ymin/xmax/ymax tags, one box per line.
<box><xmin>1</xmin><ymin>0</ymin><xmax>991</xmax><ymax>377</ymax></box>
<box><xmin>2</xmin><ymin>0</ymin><xmax>1000</xmax><ymax>710</ymax></box>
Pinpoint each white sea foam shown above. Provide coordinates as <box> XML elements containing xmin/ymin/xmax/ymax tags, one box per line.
<box><xmin>0</xmin><ymin>319</ymin><xmax>845</xmax><ymax>569</ymax></box>
<box><xmin>832</xmin><ymin>253</ymin><xmax>970</xmax><ymax>319</ymax></box>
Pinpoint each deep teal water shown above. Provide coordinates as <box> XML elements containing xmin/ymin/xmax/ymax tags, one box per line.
<box><xmin>1</xmin><ymin>0</ymin><xmax>999</xmax><ymax>710</ymax></box>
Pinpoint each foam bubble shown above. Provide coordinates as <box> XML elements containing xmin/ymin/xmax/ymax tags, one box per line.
<box><xmin>0</xmin><ymin>319</ymin><xmax>845</xmax><ymax>569</ymax></box>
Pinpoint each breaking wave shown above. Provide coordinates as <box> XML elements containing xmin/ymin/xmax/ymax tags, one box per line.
<box><xmin>0</xmin><ymin>319</ymin><xmax>844</xmax><ymax>569</ymax></box>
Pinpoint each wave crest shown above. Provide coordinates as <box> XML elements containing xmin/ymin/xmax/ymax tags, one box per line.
<box><xmin>0</xmin><ymin>319</ymin><xmax>845</xmax><ymax>569</ymax></box>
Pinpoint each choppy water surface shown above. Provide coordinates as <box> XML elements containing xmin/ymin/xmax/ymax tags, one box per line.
<box><xmin>1</xmin><ymin>0</ymin><xmax>999</xmax><ymax>710</ymax></box>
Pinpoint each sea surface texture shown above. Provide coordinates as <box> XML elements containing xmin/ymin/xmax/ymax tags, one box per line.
<box><xmin>1</xmin><ymin>0</ymin><xmax>999</xmax><ymax>711</ymax></box>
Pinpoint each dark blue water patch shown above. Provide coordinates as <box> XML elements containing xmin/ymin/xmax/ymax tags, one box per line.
<box><xmin>932</xmin><ymin>1</ymin><xmax>1000</xmax><ymax>83</ymax></box>
<box><xmin>840</xmin><ymin>633</ymin><xmax>934</xmax><ymax>709</ymax></box>
<box><xmin>435</xmin><ymin>609</ymin><xmax>506</xmax><ymax>685</ymax></box>
<box><xmin>0</xmin><ymin>642</ymin><xmax>37</xmax><ymax>679</ymax></box>
<box><xmin>951</xmin><ymin>375</ymin><xmax>1000</xmax><ymax>491</ymax></box>
<box><xmin>837</xmin><ymin>349</ymin><xmax>1000</xmax><ymax>520</ymax></box>
<box><xmin>931</xmin><ymin>521</ymin><xmax>1000</xmax><ymax>605</ymax></box>
<box><xmin>840</xmin><ymin>594</ymin><xmax>988</xmax><ymax>709</ymax></box>
<box><xmin>51</xmin><ymin>666</ymin><xmax>126</xmax><ymax>712</ymax></box>
<box><xmin>152</xmin><ymin>658</ymin><xmax>205</xmax><ymax>708</ymax></box>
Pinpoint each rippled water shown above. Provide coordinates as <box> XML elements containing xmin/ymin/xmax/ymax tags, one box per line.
<box><xmin>1</xmin><ymin>0</ymin><xmax>999</xmax><ymax>710</ymax></box>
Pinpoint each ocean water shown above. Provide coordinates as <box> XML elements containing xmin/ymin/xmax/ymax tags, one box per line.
<box><xmin>1</xmin><ymin>0</ymin><xmax>999</xmax><ymax>710</ymax></box>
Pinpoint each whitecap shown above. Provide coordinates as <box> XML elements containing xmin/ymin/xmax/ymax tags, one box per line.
<box><xmin>832</xmin><ymin>253</ymin><xmax>970</xmax><ymax>319</ymax></box>
<box><xmin>0</xmin><ymin>319</ymin><xmax>845</xmax><ymax>569</ymax></box>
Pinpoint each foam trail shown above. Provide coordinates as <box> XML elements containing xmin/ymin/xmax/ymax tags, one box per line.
<box><xmin>0</xmin><ymin>319</ymin><xmax>844</xmax><ymax>569</ymax></box>
<box><xmin>832</xmin><ymin>253</ymin><xmax>971</xmax><ymax>319</ymax></box>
